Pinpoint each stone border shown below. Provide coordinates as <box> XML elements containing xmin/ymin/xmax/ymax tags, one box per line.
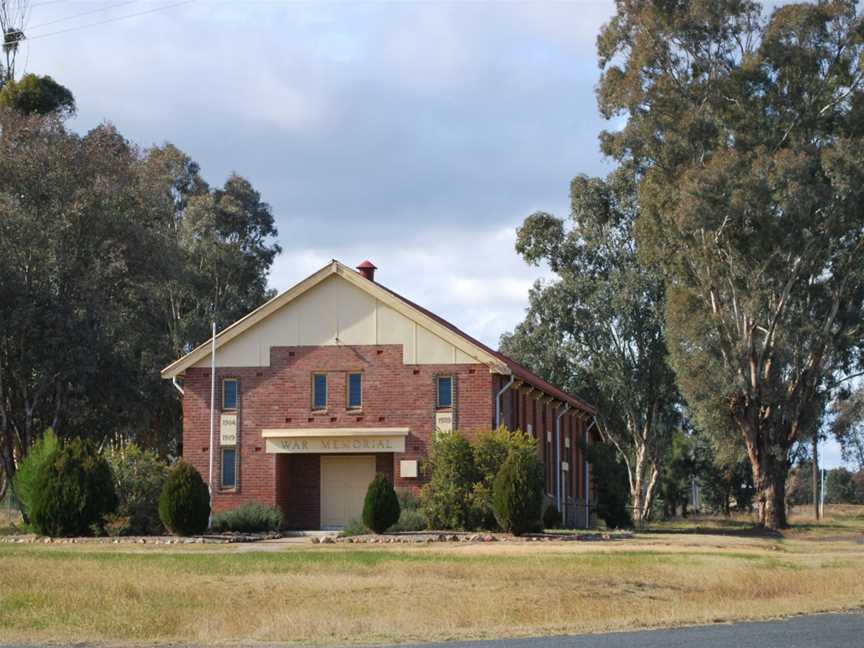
<box><xmin>318</xmin><ymin>531</ymin><xmax>633</xmax><ymax>544</ymax></box>
<box><xmin>0</xmin><ymin>532</ymin><xmax>283</xmax><ymax>545</ymax></box>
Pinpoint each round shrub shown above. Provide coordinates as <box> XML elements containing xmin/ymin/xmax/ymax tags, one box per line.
<box><xmin>29</xmin><ymin>438</ymin><xmax>118</xmax><ymax>537</ymax></box>
<box><xmin>362</xmin><ymin>473</ymin><xmax>400</xmax><ymax>534</ymax></box>
<box><xmin>492</xmin><ymin>448</ymin><xmax>544</xmax><ymax>536</ymax></box>
<box><xmin>158</xmin><ymin>462</ymin><xmax>210</xmax><ymax>536</ymax></box>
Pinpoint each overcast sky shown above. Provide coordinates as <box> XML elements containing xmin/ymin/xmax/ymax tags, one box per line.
<box><xmin>19</xmin><ymin>0</ymin><xmax>851</xmax><ymax>468</ymax></box>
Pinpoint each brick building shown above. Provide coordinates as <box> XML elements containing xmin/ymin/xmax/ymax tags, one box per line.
<box><xmin>161</xmin><ymin>260</ymin><xmax>598</xmax><ymax>529</ymax></box>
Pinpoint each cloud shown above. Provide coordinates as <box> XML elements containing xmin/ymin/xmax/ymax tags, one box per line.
<box><xmin>23</xmin><ymin>1</ymin><xmax>609</xmax><ymax>381</ymax></box>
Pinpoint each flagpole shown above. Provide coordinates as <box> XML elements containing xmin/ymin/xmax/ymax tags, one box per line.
<box><xmin>208</xmin><ymin>320</ymin><xmax>216</xmax><ymax>526</ymax></box>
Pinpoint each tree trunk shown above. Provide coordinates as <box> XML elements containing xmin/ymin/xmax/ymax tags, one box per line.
<box><xmin>812</xmin><ymin>432</ymin><xmax>820</xmax><ymax>521</ymax></box>
<box><xmin>754</xmin><ymin>458</ymin><xmax>788</xmax><ymax>529</ymax></box>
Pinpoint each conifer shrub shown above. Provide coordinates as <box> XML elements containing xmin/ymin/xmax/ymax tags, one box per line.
<box><xmin>29</xmin><ymin>438</ymin><xmax>117</xmax><ymax>537</ymax></box>
<box><xmin>492</xmin><ymin>447</ymin><xmax>544</xmax><ymax>536</ymax></box>
<box><xmin>210</xmin><ymin>501</ymin><xmax>283</xmax><ymax>532</ymax></box>
<box><xmin>12</xmin><ymin>428</ymin><xmax>59</xmax><ymax>522</ymax></box>
<box><xmin>158</xmin><ymin>462</ymin><xmax>210</xmax><ymax>536</ymax></box>
<box><xmin>362</xmin><ymin>473</ymin><xmax>400</xmax><ymax>534</ymax></box>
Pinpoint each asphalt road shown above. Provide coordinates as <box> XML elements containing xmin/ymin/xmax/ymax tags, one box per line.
<box><xmin>2</xmin><ymin>612</ymin><xmax>862</xmax><ymax>648</ymax></box>
<box><xmin>392</xmin><ymin>612</ymin><xmax>864</xmax><ymax>648</ymax></box>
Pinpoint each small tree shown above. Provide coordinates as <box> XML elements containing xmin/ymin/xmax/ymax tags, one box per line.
<box><xmin>362</xmin><ymin>473</ymin><xmax>400</xmax><ymax>534</ymax></box>
<box><xmin>105</xmin><ymin>444</ymin><xmax>169</xmax><ymax>535</ymax></box>
<box><xmin>11</xmin><ymin>428</ymin><xmax>58</xmax><ymax>523</ymax></box>
<box><xmin>825</xmin><ymin>468</ymin><xmax>857</xmax><ymax>504</ymax></box>
<box><xmin>421</xmin><ymin>432</ymin><xmax>477</xmax><ymax>529</ymax></box>
<box><xmin>492</xmin><ymin>448</ymin><xmax>544</xmax><ymax>536</ymax></box>
<box><xmin>585</xmin><ymin>442</ymin><xmax>632</xmax><ymax>529</ymax></box>
<box><xmin>29</xmin><ymin>438</ymin><xmax>117</xmax><ymax>537</ymax></box>
<box><xmin>158</xmin><ymin>462</ymin><xmax>210</xmax><ymax>536</ymax></box>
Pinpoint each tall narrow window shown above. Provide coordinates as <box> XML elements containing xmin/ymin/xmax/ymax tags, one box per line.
<box><xmin>221</xmin><ymin>448</ymin><xmax>237</xmax><ymax>489</ymax></box>
<box><xmin>347</xmin><ymin>372</ymin><xmax>362</xmax><ymax>409</ymax></box>
<box><xmin>222</xmin><ymin>378</ymin><xmax>238</xmax><ymax>410</ymax></box>
<box><xmin>436</xmin><ymin>376</ymin><xmax>453</xmax><ymax>408</ymax></box>
<box><xmin>312</xmin><ymin>373</ymin><xmax>327</xmax><ymax>410</ymax></box>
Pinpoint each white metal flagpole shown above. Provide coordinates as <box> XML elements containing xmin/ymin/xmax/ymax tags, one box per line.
<box><xmin>208</xmin><ymin>321</ymin><xmax>216</xmax><ymax>521</ymax></box>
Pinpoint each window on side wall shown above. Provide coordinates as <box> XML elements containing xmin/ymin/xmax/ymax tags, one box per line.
<box><xmin>222</xmin><ymin>378</ymin><xmax>238</xmax><ymax>410</ymax></box>
<box><xmin>312</xmin><ymin>373</ymin><xmax>327</xmax><ymax>410</ymax></box>
<box><xmin>436</xmin><ymin>375</ymin><xmax>453</xmax><ymax>409</ymax></box>
<box><xmin>221</xmin><ymin>447</ymin><xmax>237</xmax><ymax>489</ymax></box>
<box><xmin>347</xmin><ymin>372</ymin><xmax>362</xmax><ymax>409</ymax></box>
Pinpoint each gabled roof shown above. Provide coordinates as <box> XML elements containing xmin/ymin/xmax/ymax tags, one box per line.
<box><xmin>161</xmin><ymin>260</ymin><xmax>595</xmax><ymax>414</ymax></box>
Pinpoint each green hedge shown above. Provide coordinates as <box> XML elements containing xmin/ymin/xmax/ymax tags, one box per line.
<box><xmin>211</xmin><ymin>502</ymin><xmax>283</xmax><ymax>532</ymax></box>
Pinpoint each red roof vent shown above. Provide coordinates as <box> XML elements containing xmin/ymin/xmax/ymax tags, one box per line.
<box><xmin>356</xmin><ymin>260</ymin><xmax>377</xmax><ymax>281</ymax></box>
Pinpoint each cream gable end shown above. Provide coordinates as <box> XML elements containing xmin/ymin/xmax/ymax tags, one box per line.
<box><xmin>189</xmin><ymin>272</ymin><xmax>490</xmax><ymax>370</ymax></box>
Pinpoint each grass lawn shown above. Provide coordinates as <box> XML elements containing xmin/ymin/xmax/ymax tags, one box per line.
<box><xmin>0</xmin><ymin>506</ymin><xmax>862</xmax><ymax>646</ymax></box>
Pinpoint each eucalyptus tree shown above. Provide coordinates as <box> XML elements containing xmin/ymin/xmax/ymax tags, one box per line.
<box><xmin>0</xmin><ymin>109</ymin><xmax>282</xmax><ymax>495</ymax></box>
<box><xmin>501</xmin><ymin>167</ymin><xmax>679</xmax><ymax>524</ymax></box>
<box><xmin>831</xmin><ymin>386</ymin><xmax>864</xmax><ymax>469</ymax></box>
<box><xmin>596</xmin><ymin>0</ymin><xmax>864</xmax><ymax>528</ymax></box>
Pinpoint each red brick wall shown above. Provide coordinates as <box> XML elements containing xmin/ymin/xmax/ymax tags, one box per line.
<box><xmin>182</xmin><ymin>344</ymin><xmax>493</xmax><ymax>527</ymax></box>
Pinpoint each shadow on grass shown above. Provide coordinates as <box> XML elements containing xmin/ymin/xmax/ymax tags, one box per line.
<box><xmin>641</xmin><ymin>516</ymin><xmax>784</xmax><ymax>539</ymax></box>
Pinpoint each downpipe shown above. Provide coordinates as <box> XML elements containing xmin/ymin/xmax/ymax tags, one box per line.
<box><xmin>555</xmin><ymin>404</ymin><xmax>570</xmax><ymax>518</ymax></box>
<box><xmin>584</xmin><ymin>417</ymin><xmax>597</xmax><ymax>528</ymax></box>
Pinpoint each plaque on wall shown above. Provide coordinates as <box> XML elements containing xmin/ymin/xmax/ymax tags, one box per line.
<box><xmin>435</xmin><ymin>411</ymin><xmax>454</xmax><ymax>434</ymax></box>
<box><xmin>220</xmin><ymin>413</ymin><xmax>238</xmax><ymax>446</ymax></box>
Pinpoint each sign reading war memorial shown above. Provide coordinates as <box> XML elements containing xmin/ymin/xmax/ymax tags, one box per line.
<box><xmin>265</xmin><ymin>435</ymin><xmax>406</xmax><ymax>454</ymax></box>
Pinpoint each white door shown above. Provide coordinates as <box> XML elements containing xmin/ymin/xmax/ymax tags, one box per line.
<box><xmin>320</xmin><ymin>455</ymin><xmax>376</xmax><ymax>529</ymax></box>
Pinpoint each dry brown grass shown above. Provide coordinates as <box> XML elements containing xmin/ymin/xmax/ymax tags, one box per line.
<box><xmin>1</xmin><ymin>505</ymin><xmax>862</xmax><ymax>646</ymax></box>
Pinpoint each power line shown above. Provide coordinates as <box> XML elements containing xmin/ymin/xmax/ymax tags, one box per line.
<box><xmin>29</xmin><ymin>0</ymin><xmax>70</xmax><ymax>8</ymax></box>
<box><xmin>28</xmin><ymin>1</ymin><xmax>139</xmax><ymax>31</ymax></box>
<box><xmin>25</xmin><ymin>0</ymin><xmax>194</xmax><ymax>41</ymax></box>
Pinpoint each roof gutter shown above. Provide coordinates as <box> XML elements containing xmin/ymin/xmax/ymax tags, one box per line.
<box><xmin>171</xmin><ymin>376</ymin><xmax>184</xmax><ymax>395</ymax></box>
<box><xmin>495</xmin><ymin>375</ymin><xmax>515</xmax><ymax>429</ymax></box>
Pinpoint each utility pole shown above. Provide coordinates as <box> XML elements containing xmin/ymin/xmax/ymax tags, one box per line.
<box><xmin>820</xmin><ymin>467</ymin><xmax>826</xmax><ymax>520</ymax></box>
<box><xmin>812</xmin><ymin>431</ymin><xmax>820</xmax><ymax>520</ymax></box>
<box><xmin>0</xmin><ymin>0</ymin><xmax>28</xmax><ymax>85</ymax></box>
